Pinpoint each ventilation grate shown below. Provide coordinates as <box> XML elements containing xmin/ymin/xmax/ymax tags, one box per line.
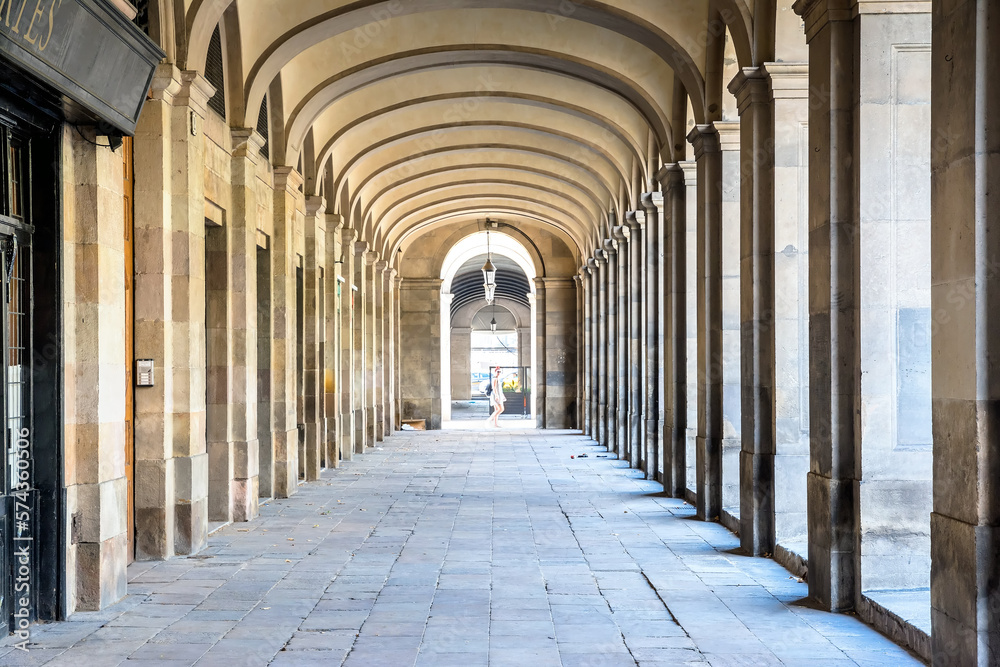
<box><xmin>256</xmin><ymin>95</ymin><xmax>269</xmax><ymax>159</ymax></box>
<box><xmin>205</xmin><ymin>25</ymin><xmax>226</xmax><ymax>119</ymax></box>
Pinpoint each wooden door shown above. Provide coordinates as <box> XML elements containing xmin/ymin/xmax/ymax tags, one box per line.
<box><xmin>123</xmin><ymin>137</ymin><xmax>135</xmax><ymax>563</ymax></box>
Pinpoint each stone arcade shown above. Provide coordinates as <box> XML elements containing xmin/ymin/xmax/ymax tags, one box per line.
<box><xmin>0</xmin><ymin>0</ymin><xmax>996</xmax><ymax>664</ymax></box>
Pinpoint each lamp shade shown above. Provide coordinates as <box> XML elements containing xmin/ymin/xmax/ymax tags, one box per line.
<box><xmin>481</xmin><ymin>257</ymin><xmax>496</xmax><ymax>286</ymax></box>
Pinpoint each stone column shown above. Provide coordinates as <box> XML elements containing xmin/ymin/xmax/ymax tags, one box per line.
<box><xmin>364</xmin><ymin>251</ymin><xmax>379</xmax><ymax>445</ymax></box>
<box><xmin>374</xmin><ymin>260</ymin><xmax>388</xmax><ymax>441</ymax></box>
<box><xmin>62</xmin><ymin>125</ymin><xmax>128</xmax><ymax>609</ymax></box>
<box><xmin>581</xmin><ymin>264</ymin><xmax>592</xmax><ymax>435</ymax></box>
<box><xmin>324</xmin><ymin>214</ymin><xmax>344</xmax><ymax>468</ymax></box>
<box><xmin>625</xmin><ymin>211</ymin><xmax>645</xmax><ymax>470</ymax></box>
<box><xmin>604</xmin><ymin>240</ymin><xmax>618</xmax><ymax>452</ymax></box>
<box><xmin>716</xmin><ymin>120</ymin><xmax>743</xmax><ymax>531</ymax></box>
<box><xmin>766</xmin><ymin>63</ymin><xmax>810</xmax><ymax>552</ymax></box>
<box><xmin>587</xmin><ymin>257</ymin><xmax>600</xmax><ymax>441</ymax></box>
<box><xmin>205</xmin><ymin>213</ymin><xmax>233</xmax><ymax>524</ymax></box>
<box><xmin>301</xmin><ymin>196</ymin><xmax>325</xmax><ymax>481</ymax></box>
<box><xmin>339</xmin><ymin>229</ymin><xmax>357</xmax><ymax>458</ymax></box>
<box><xmin>929</xmin><ymin>1</ymin><xmax>1000</xmax><ymax>663</ymax></box>
<box><xmin>228</xmin><ymin>128</ymin><xmax>263</xmax><ymax>521</ymax></box>
<box><xmin>271</xmin><ymin>167</ymin><xmax>303</xmax><ymax>497</ymax></box>
<box><xmin>352</xmin><ymin>240</ymin><xmax>368</xmax><ymax>452</ymax></box>
<box><xmin>662</xmin><ymin>165</ymin><xmax>687</xmax><ymax>496</ymax></box>
<box><xmin>133</xmin><ymin>65</ymin><xmax>180</xmax><ymax>560</ymax></box>
<box><xmin>682</xmin><ymin>160</ymin><xmax>699</xmax><ymax>498</ymax></box>
<box><xmin>533</xmin><ymin>278</ymin><xmax>547</xmax><ymax>427</ymax></box>
<box><xmin>612</xmin><ymin>227</ymin><xmax>629</xmax><ymax>459</ymax></box>
<box><xmin>794</xmin><ymin>0</ymin><xmax>861</xmax><ymax>612</ymax></box>
<box><xmin>689</xmin><ymin>125</ymin><xmax>724</xmax><ymax>521</ymax></box>
<box><xmin>399</xmin><ymin>278</ymin><xmax>443</xmax><ymax>428</ymax></box>
<box><xmin>641</xmin><ymin>192</ymin><xmax>664</xmax><ymax>482</ymax></box>
<box><xmin>169</xmin><ymin>70</ymin><xmax>213</xmax><ymax>554</ymax></box>
<box><xmin>543</xmin><ymin>278</ymin><xmax>578</xmax><ymax>428</ymax></box>
<box><xmin>595</xmin><ymin>250</ymin><xmax>608</xmax><ymax>444</ymax></box>
<box><xmin>729</xmin><ymin>69</ymin><xmax>777</xmax><ymax>555</ymax></box>
<box><xmin>383</xmin><ymin>266</ymin><xmax>397</xmax><ymax>435</ymax></box>
<box><xmin>394</xmin><ymin>274</ymin><xmax>403</xmax><ymax>429</ymax></box>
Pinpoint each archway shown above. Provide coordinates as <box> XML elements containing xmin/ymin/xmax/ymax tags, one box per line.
<box><xmin>439</xmin><ymin>230</ymin><xmax>537</xmax><ymax>425</ymax></box>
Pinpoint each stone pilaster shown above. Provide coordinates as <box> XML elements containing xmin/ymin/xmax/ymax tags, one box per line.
<box><xmin>689</xmin><ymin>125</ymin><xmax>724</xmax><ymax>522</ymax></box>
<box><xmin>374</xmin><ymin>260</ymin><xmax>388</xmax><ymax>441</ymax></box>
<box><xmin>353</xmin><ymin>241</ymin><xmax>369</xmax><ymax>452</ymax></box>
<box><xmin>764</xmin><ymin>62</ymin><xmax>811</xmax><ymax>552</ymax></box>
<box><xmin>612</xmin><ymin>226</ymin><xmax>629</xmax><ymax>460</ymax></box>
<box><xmin>794</xmin><ymin>0</ymin><xmax>860</xmax><ymax>612</ymax></box>
<box><xmin>929</xmin><ymin>0</ymin><xmax>1000</xmax><ymax>663</ymax></box>
<box><xmin>715</xmin><ymin>119</ymin><xmax>744</xmax><ymax>533</ymax></box>
<box><xmin>170</xmin><ymin>69</ymin><xmax>214</xmax><ymax>554</ymax></box>
<box><xmin>133</xmin><ymin>64</ymin><xmax>181</xmax><ymax>560</ymax></box>
<box><xmin>227</xmin><ymin>128</ymin><xmax>264</xmax><ymax>522</ymax></box>
<box><xmin>663</xmin><ymin>164</ymin><xmax>688</xmax><ymax>497</ymax></box>
<box><xmin>324</xmin><ymin>214</ymin><xmax>344</xmax><ymax>468</ymax></box>
<box><xmin>338</xmin><ymin>228</ymin><xmax>357</xmax><ymax>459</ymax></box>
<box><xmin>730</xmin><ymin>68</ymin><xmax>777</xmax><ymax>555</ymax></box>
<box><xmin>271</xmin><ymin>167</ymin><xmax>303</xmax><ymax>498</ymax></box>
<box><xmin>384</xmin><ymin>266</ymin><xmax>398</xmax><ymax>435</ymax></box>
<box><xmin>62</xmin><ymin>125</ymin><xmax>128</xmax><ymax>610</ymax></box>
<box><xmin>587</xmin><ymin>257</ymin><xmax>599</xmax><ymax>441</ymax></box>
<box><xmin>574</xmin><ymin>273</ymin><xmax>586</xmax><ymax>430</ymax></box>
<box><xmin>580</xmin><ymin>264</ymin><xmax>592</xmax><ymax>436</ymax></box>
<box><xmin>394</xmin><ymin>274</ymin><xmax>403</xmax><ymax>429</ymax></box>
<box><xmin>681</xmin><ymin>160</ymin><xmax>699</xmax><ymax>499</ymax></box>
<box><xmin>301</xmin><ymin>196</ymin><xmax>325</xmax><ymax>481</ymax></box>
<box><xmin>542</xmin><ymin>278</ymin><xmax>578</xmax><ymax>429</ymax></box>
<box><xmin>533</xmin><ymin>279</ymin><xmax>547</xmax><ymax>427</ymax></box>
<box><xmin>603</xmin><ymin>239</ymin><xmax>618</xmax><ymax>452</ymax></box>
<box><xmin>399</xmin><ymin>278</ymin><xmax>443</xmax><ymax>428</ymax></box>
<box><xmin>641</xmin><ymin>192</ymin><xmax>664</xmax><ymax>482</ymax></box>
<box><xmin>625</xmin><ymin>211</ymin><xmax>645</xmax><ymax>471</ymax></box>
<box><xmin>363</xmin><ymin>251</ymin><xmax>379</xmax><ymax>445</ymax></box>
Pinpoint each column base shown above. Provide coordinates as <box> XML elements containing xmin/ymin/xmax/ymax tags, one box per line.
<box><xmin>739</xmin><ymin>450</ymin><xmax>775</xmax><ymax>556</ymax></box>
<box><xmin>303</xmin><ymin>422</ymin><xmax>323</xmax><ymax>481</ymax></box>
<box><xmin>365</xmin><ymin>406</ymin><xmax>376</xmax><ymax>447</ymax></box>
<box><xmin>207</xmin><ymin>440</ymin><xmax>234</xmax><ymax>523</ymax></box>
<box><xmin>273</xmin><ymin>428</ymin><xmax>299</xmax><ymax>498</ymax></box>
<box><xmin>695</xmin><ymin>435</ymin><xmax>722</xmax><ymax>521</ymax></box>
<box><xmin>629</xmin><ymin>411</ymin><xmax>642</xmax><ymax>469</ymax></box>
<box><xmin>806</xmin><ymin>471</ymin><xmax>857</xmax><ymax>612</ymax></box>
<box><xmin>340</xmin><ymin>411</ymin><xmax>354</xmax><ymax>461</ymax></box>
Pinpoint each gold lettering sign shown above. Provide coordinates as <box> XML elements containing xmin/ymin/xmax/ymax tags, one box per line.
<box><xmin>0</xmin><ymin>0</ymin><xmax>60</xmax><ymax>52</ymax></box>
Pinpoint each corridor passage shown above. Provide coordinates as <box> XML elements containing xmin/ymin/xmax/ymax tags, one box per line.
<box><xmin>2</xmin><ymin>431</ymin><xmax>920</xmax><ymax>667</ymax></box>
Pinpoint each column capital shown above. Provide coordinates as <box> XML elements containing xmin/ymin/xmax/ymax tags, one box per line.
<box><xmin>625</xmin><ymin>209</ymin><xmax>646</xmax><ymax>230</ymax></box>
<box><xmin>326</xmin><ymin>213</ymin><xmax>346</xmax><ymax>230</ymax></box>
<box><xmin>340</xmin><ymin>227</ymin><xmax>359</xmax><ymax>244</ymax></box>
<box><xmin>593</xmin><ymin>248</ymin><xmax>607</xmax><ymax>265</ymax></box>
<box><xmin>231</xmin><ymin>128</ymin><xmax>266</xmax><ymax>163</ymax></box>
<box><xmin>658</xmin><ymin>164</ymin><xmax>685</xmax><ymax>192</ymax></box>
<box><xmin>175</xmin><ymin>70</ymin><xmax>216</xmax><ymax>118</ymax></box>
<box><xmin>713</xmin><ymin>121</ymin><xmax>741</xmax><ymax>151</ymax></box>
<box><xmin>602</xmin><ymin>238</ymin><xmax>618</xmax><ymax>255</ymax></box>
<box><xmin>375</xmin><ymin>260</ymin><xmax>389</xmax><ymax>272</ymax></box>
<box><xmin>586</xmin><ymin>257</ymin><xmax>597</xmax><ymax>270</ymax></box>
<box><xmin>532</xmin><ymin>277</ymin><xmax>546</xmax><ymax>292</ymax></box>
<box><xmin>687</xmin><ymin>124</ymin><xmax>720</xmax><ymax>160</ymax></box>
<box><xmin>354</xmin><ymin>240</ymin><xmax>371</xmax><ymax>256</ymax></box>
<box><xmin>440</xmin><ymin>292</ymin><xmax>455</xmax><ymax>306</ymax></box>
<box><xmin>640</xmin><ymin>191</ymin><xmax>664</xmax><ymax>213</ymax></box>
<box><xmin>273</xmin><ymin>167</ymin><xmax>303</xmax><ymax>196</ymax></box>
<box><xmin>149</xmin><ymin>63</ymin><xmax>183</xmax><ymax>104</ymax></box>
<box><xmin>305</xmin><ymin>195</ymin><xmax>327</xmax><ymax>218</ymax></box>
<box><xmin>364</xmin><ymin>250</ymin><xmax>379</xmax><ymax>266</ymax></box>
<box><xmin>761</xmin><ymin>62</ymin><xmax>810</xmax><ymax>100</ymax></box>
<box><xmin>542</xmin><ymin>277</ymin><xmax>577</xmax><ymax>290</ymax></box>
<box><xmin>792</xmin><ymin>0</ymin><xmax>853</xmax><ymax>42</ymax></box>
<box><xmin>728</xmin><ymin>67</ymin><xmax>771</xmax><ymax>114</ymax></box>
<box><xmin>573</xmin><ymin>274</ymin><xmax>583</xmax><ymax>284</ymax></box>
<box><xmin>679</xmin><ymin>160</ymin><xmax>698</xmax><ymax>181</ymax></box>
<box><xmin>611</xmin><ymin>225</ymin><xmax>629</xmax><ymax>242</ymax></box>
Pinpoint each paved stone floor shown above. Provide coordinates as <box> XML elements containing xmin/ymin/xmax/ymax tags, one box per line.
<box><xmin>1</xmin><ymin>429</ymin><xmax>924</xmax><ymax>666</ymax></box>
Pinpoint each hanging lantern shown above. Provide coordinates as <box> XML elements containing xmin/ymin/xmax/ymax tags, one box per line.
<box><xmin>482</xmin><ymin>226</ymin><xmax>496</xmax><ymax>302</ymax></box>
<box><xmin>490</xmin><ymin>315</ymin><xmax>497</xmax><ymax>333</ymax></box>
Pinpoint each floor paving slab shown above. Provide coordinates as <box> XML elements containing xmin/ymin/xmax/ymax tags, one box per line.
<box><xmin>3</xmin><ymin>429</ymin><xmax>929</xmax><ymax>665</ymax></box>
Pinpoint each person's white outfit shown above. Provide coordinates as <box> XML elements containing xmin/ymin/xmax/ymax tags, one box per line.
<box><xmin>488</xmin><ymin>371</ymin><xmax>506</xmax><ymax>426</ymax></box>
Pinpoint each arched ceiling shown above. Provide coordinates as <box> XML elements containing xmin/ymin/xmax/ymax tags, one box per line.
<box><xmin>179</xmin><ymin>0</ymin><xmax>757</xmax><ymax>264</ymax></box>
<box><xmin>450</xmin><ymin>254</ymin><xmax>531</xmax><ymax>316</ymax></box>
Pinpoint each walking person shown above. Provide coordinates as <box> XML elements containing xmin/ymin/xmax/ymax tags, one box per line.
<box><xmin>488</xmin><ymin>366</ymin><xmax>505</xmax><ymax>427</ymax></box>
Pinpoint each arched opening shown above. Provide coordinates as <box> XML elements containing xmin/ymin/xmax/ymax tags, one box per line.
<box><xmin>439</xmin><ymin>230</ymin><xmax>538</xmax><ymax>427</ymax></box>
